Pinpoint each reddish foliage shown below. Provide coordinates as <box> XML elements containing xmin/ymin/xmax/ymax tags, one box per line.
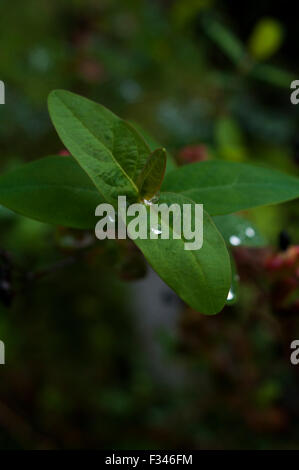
<box><xmin>177</xmin><ymin>144</ymin><xmax>209</xmax><ymax>164</ymax></box>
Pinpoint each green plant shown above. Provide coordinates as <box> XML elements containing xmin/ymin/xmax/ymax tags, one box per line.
<box><xmin>0</xmin><ymin>90</ymin><xmax>298</xmax><ymax>315</ymax></box>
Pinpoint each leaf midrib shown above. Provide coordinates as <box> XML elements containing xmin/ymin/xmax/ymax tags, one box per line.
<box><xmin>152</xmin><ymin>192</ymin><xmax>219</xmax><ymax>312</ymax></box>
<box><xmin>55</xmin><ymin>93</ymin><xmax>139</xmax><ymax>196</ymax></box>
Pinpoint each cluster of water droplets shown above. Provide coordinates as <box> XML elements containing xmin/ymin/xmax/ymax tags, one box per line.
<box><xmin>142</xmin><ymin>193</ymin><xmax>163</xmax><ymax>236</ymax></box>
<box><xmin>229</xmin><ymin>226</ymin><xmax>256</xmax><ymax>247</ymax></box>
<box><xmin>226</xmin><ymin>222</ymin><xmax>260</xmax><ymax>303</ymax></box>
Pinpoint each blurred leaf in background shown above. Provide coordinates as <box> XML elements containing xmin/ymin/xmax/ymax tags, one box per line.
<box><xmin>248</xmin><ymin>18</ymin><xmax>284</xmax><ymax>61</ymax></box>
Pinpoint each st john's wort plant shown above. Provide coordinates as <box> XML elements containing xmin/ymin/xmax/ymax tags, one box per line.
<box><xmin>0</xmin><ymin>90</ymin><xmax>298</xmax><ymax>314</ymax></box>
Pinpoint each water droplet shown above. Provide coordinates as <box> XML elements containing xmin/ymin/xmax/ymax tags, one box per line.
<box><xmin>229</xmin><ymin>235</ymin><xmax>241</xmax><ymax>246</ymax></box>
<box><xmin>144</xmin><ymin>193</ymin><xmax>160</xmax><ymax>206</ymax></box>
<box><xmin>151</xmin><ymin>226</ymin><xmax>162</xmax><ymax>235</ymax></box>
<box><xmin>143</xmin><ymin>199</ymin><xmax>153</xmax><ymax>206</ymax></box>
<box><xmin>245</xmin><ymin>227</ymin><xmax>255</xmax><ymax>238</ymax></box>
<box><xmin>227</xmin><ymin>289</ymin><xmax>235</xmax><ymax>301</ymax></box>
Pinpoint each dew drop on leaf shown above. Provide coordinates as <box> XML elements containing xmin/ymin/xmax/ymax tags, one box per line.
<box><xmin>144</xmin><ymin>192</ymin><xmax>160</xmax><ymax>206</ymax></box>
<box><xmin>229</xmin><ymin>235</ymin><xmax>241</xmax><ymax>246</ymax></box>
<box><xmin>245</xmin><ymin>227</ymin><xmax>255</xmax><ymax>238</ymax></box>
<box><xmin>227</xmin><ymin>289</ymin><xmax>235</xmax><ymax>301</ymax></box>
<box><xmin>151</xmin><ymin>226</ymin><xmax>162</xmax><ymax>236</ymax></box>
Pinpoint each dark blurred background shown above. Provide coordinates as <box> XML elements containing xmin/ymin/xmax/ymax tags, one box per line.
<box><xmin>0</xmin><ymin>0</ymin><xmax>298</xmax><ymax>449</ymax></box>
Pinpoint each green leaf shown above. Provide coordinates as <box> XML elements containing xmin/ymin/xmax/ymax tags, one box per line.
<box><xmin>137</xmin><ymin>148</ymin><xmax>167</xmax><ymax>200</ymax></box>
<box><xmin>48</xmin><ymin>90</ymin><xmax>151</xmax><ymax>205</ymax></box>
<box><xmin>248</xmin><ymin>18</ymin><xmax>284</xmax><ymax>61</ymax></box>
<box><xmin>213</xmin><ymin>214</ymin><xmax>266</xmax><ymax>247</ymax></box>
<box><xmin>0</xmin><ymin>156</ymin><xmax>101</xmax><ymax>229</ymax></box>
<box><xmin>171</xmin><ymin>0</ymin><xmax>210</xmax><ymax>30</ymax></box>
<box><xmin>162</xmin><ymin>160</ymin><xmax>299</xmax><ymax>215</ymax></box>
<box><xmin>215</xmin><ymin>117</ymin><xmax>247</xmax><ymax>162</ymax></box>
<box><xmin>129</xmin><ymin>121</ymin><xmax>177</xmax><ymax>174</ymax></box>
<box><xmin>201</xmin><ymin>14</ymin><xmax>247</xmax><ymax>65</ymax></box>
<box><xmin>132</xmin><ymin>192</ymin><xmax>231</xmax><ymax>315</ymax></box>
<box><xmin>250</xmin><ymin>63</ymin><xmax>295</xmax><ymax>88</ymax></box>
